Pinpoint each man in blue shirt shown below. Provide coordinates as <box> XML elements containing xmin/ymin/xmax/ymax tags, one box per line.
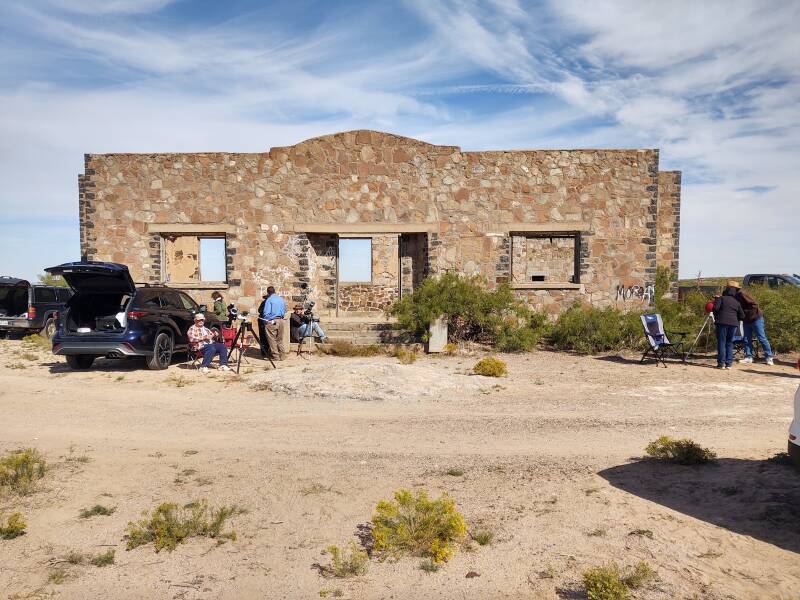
<box><xmin>259</xmin><ymin>286</ymin><xmax>287</xmax><ymax>360</ymax></box>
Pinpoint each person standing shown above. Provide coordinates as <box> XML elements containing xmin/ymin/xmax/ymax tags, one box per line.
<box><xmin>734</xmin><ymin>282</ymin><xmax>775</xmax><ymax>365</ymax></box>
<box><xmin>211</xmin><ymin>291</ymin><xmax>227</xmax><ymax>323</ymax></box>
<box><xmin>260</xmin><ymin>286</ymin><xmax>287</xmax><ymax>360</ymax></box>
<box><xmin>713</xmin><ymin>283</ymin><xmax>745</xmax><ymax>370</ymax></box>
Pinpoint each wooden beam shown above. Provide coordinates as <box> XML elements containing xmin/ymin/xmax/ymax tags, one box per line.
<box><xmin>148</xmin><ymin>223</ymin><xmax>236</xmax><ymax>234</ymax></box>
<box><xmin>280</xmin><ymin>223</ymin><xmax>434</xmax><ymax>234</ymax></box>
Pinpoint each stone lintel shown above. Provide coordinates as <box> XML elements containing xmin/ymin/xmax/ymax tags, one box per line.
<box><xmin>281</xmin><ymin>223</ymin><xmax>434</xmax><ymax>234</ymax></box>
<box><xmin>511</xmin><ymin>282</ymin><xmax>583</xmax><ymax>290</ymax></box>
<box><xmin>148</xmin><ymin>223</ymin><xmax>237</xmax><ymax>234</ymax></box>
<box><xmin>507</xmin><ymin>222</ymin><xmax>590</xmax><ymax>234</ymax></box>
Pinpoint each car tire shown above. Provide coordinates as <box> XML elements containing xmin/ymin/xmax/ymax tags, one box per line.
<box><xmin>147</xmin><ymin>331</ymin><xmax>174</xmax><ymax>370</ymax></box>
<box><xmin>41</xmin><ymin>318</ymin><xmax>56</xmax><ymax>339</ymax></box>
<box><xmin>66</xmin><ymin>354</ymin><xmax>95</xmax><ymax>370</ymax></box>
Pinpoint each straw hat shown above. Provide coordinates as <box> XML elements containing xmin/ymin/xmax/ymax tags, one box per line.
<box><xmin>727</xmin><ymin>280</ymin><xmax>741</xmax><ymax>289</ymax></box>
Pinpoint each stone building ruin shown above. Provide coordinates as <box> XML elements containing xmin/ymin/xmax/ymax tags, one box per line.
<box><xmin>77</xmin><ymin>130</ymin><xmax>680</xmax><ymax>316</ymax></box>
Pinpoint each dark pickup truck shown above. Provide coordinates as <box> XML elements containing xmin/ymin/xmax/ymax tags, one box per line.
<box><xmin>0</xmin><ymin>277</ymin><xmax>71</xmax><ymax>338</ymax></box>
<box><xmin>742</xmin><ymin>274</ymin><xmax>800</xmax><ymax>288</ymax></box>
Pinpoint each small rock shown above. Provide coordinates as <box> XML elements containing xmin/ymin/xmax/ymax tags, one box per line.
<box><xmin>465</xmin><ymin>571</ymin><xmax>480</xmax><ymax>578</ymax></box>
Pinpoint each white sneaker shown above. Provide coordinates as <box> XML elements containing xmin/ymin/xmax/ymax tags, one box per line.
<box><xmin>200</xmin><ymin>367</ymin><xmax>209</xmax><ymax>374</ymax></box>
<box><xmin>219</xmin><ymin>365</ymin><xmax>231</xmax><ymax>372</ymax></box>
<box><xmin>765</xmin><ymin>357</ymin><xmax>774</xmax><ymax>366</ymax></box>
<box><xmin>723</xmin><ymin>365</ymin><xmax>731</xmax><ymax>370</ymax></box>
<box><xmin>738</xmin><ymin>357</ymin><xmax>753</xmax><ymax>364</ymax></box>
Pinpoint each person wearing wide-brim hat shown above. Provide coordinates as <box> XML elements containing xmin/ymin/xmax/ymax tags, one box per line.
<box><xmin>730</xmin><ymin>280</ymin><xmax>775</xmax><ymax>366</ymax></box>
<box><xmin>712</xmin><ymin>282</ymin><xmax>745</xmax><ymax>369</ymax></box>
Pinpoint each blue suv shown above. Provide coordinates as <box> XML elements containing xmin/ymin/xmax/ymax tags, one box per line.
<box><xmin>46</xmin><ymin>262</ymin><xmax>221</xmax><ymax>370</ymax></box>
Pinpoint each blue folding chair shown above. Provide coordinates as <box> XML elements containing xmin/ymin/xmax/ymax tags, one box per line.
<box><xmin>732</xmin><ymin>321</ymin><xmax>759</xmax><ymax>360</ymax></box>
<box><xmin>640</xmin><ymin>314</ymin><xmax>687</xmax><ymax>367</ymax></box>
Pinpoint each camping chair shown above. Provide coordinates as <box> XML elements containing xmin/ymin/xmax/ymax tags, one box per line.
<box><xmin>222</xmin><ymin>325</ymin><xmax>249</xmax><ymax>366</ymax></box>
<box><xmin>640</xmin><ymin>313</ymin><xmax>687</xmax><ymax>367</ymax></box>
<box><xmin>187</xmin><ymin>345</ymin><xmax>204</xmax><ymax>369</ymax></box>
<box><xmin>732</xmin><ymin>321</ymin><xmax>759</xmax><ymax>361</ymax></box>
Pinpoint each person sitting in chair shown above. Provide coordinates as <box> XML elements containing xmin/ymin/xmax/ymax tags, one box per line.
<box><xmin>289</xmin><ymin>304</ymin><xmax>328</xmax><ymax>343</ymax></box>
<box><xmin>187</xmin><ymin>313</ymin><xmax>230</xmax><ymax>374</ymax></box>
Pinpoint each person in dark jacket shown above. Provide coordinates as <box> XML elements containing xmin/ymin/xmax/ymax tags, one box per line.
<box><xmin>733</xmin><ymin>282</ymin><xmax>775</xmax><ymax>366</ymax></box>
<box><xmin>713</xmin><ymin>283</ymin><xmax>745</xmax><ymax>369</ymax></box>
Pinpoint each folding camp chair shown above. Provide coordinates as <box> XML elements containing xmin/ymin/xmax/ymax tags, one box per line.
<box><xmin>732</xmin><ymin>321</ymin><xmax>759</xmax><ymax>361</ymax></box>
<box><xmin>222</xmin><ymin>325</ymin><xmax>249</xmax><ymax>366</ymax></box>
<box><xmin>640</xmin><ymin>313</ymin><xmax>687</xmax><ymax>367</ymax></box>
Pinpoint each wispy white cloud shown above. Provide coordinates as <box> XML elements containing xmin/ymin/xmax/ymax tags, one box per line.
<box><xmin>1</xmin><ymin>0</ymin><xmax>798</xmax><ymax>279</ymax></box>
<box><xmin>44</xmin><ymin>0</ymin><xmax>178</xmax><ymax>15</ymax></box>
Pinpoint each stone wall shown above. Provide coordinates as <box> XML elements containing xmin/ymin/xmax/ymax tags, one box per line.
<box><xmin>657</xmin><ymin>171</ymin><xmax>681</xmax><ymax>296</ymax></box>
<box><xmin>78</xmin><ymin>130</ymin><xmax>680</xmax><ymax>315</ymax></box>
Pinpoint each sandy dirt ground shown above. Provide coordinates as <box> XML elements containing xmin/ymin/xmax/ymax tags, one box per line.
<box><xmin>1</xmin><ymin>337</ymin><xmax>799</xmax><ymax>600</ymax></box>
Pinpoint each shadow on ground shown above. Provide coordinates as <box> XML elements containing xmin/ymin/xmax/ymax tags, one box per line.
<box><xmin>599</xmin><ymin>457</ymin><xmax>800</xmax><ymax>554</ymax></box>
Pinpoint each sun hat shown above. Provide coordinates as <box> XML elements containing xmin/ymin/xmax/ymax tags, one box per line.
<box><xmin>294</xmin><ymin>304</ymin><xmax>304</xmax><ymax>309</ymax></box>
<box><xmin>194</xmin><ymin>313</ymin><xmax>205</xmax><ymax>320</ymax></box>
<box><xmin>727</xmin><ymin>280</ymin><xmax>741</xmax><ymax>289</ymax></box>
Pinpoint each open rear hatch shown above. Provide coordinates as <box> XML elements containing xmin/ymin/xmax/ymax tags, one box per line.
<box><xmin>45</xmin><ymin>262</ymin><xmax>135</xmax><ymax>334</ymax></box>
<box><xmin>0</xmin><ymin>277</ymin><xmax>31</xmax><ymax>323</ymax></box>
<box><xmin>45</xmin><ymin>262</ymin><xmax>136</xmax><ymax>294</ymax></box>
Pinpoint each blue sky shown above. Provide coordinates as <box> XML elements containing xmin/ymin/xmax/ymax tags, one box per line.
<box><xmin>1</xmin><ymin>0</ymin><xmax>798</xmax><ymax>282</ymax></box>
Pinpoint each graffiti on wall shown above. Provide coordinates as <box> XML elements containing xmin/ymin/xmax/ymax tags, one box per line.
<box><xmin>615</xmin><ymin>283</ymin><xmax>654</xmax><ymax>303</ymax></box>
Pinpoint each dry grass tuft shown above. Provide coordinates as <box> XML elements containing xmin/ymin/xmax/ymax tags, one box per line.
<box><xmin>0</xmin><ymin>512</ymin><xmax>27</xmax><ymax>539</ymax></box>
<box><xmin>79</xmin><ymin>505</ymin><xmax>116</xmax><ymax>519</ymax></box>
<box><xmin>319</xmin><ymin>341</ymin><xmax>385</xmax><ymax>357</ymax></box>
<box><xmin>321</xmin><ymin>541</ymin><xmax>368</xmax><ymax>578</ymax></box>
<box><xmin>125</xmin><ymin>500</ymin><xmax>239</xmax><ymax>552</ymax></box>
<box><xmin>0</xmin><ymin>448</ymin><xmax>47</xmax><ymax>496</ymax></box>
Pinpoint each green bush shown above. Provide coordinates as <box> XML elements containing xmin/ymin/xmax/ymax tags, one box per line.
<box><xmin>125</xmin><ymin>500</ymin><xmax>239</xmax><ymax>552</ymax></box>
<box><xmin>583</xmin><ymin>561</ymin><xmax>656</xmax><ymax>600</ymax></box>
<box><xmin>583</xmin><ymin>563</ymin><xmax>630</xmax><ymax>600</ymax></box>
<box><xmin>0</xmin><ymin>448</ymin><xmax>47</xmax><ymax>496</ymax></box>
<box><xmin>322</xmin><ymin>541</ymin><xmax>368</xmax><ymax>578</ymax></box>
<box><xmin>645</xmin><ymin>436</ymin><xmax>716</xmax><ymax>465</ymax></box>
<box><xmin>388</xmin><ymin>273</ymin><xmax>547</xmax><ymax>351</ymax></box>
<box><xmin>548</xmin><ymin>303</ymin><xmax>642</xmax><ymax>354</ymax></box>
<box><xmin>0</xmin><ymin>512</ymin><xmax>27</xmax><ymax>539</ymax></box>
<box><xmin>371</xmin><ymin>489</ymin><xmax>466</xmax><ymax>564</ymax></box>
<box><xmin>473</xmin><ymin>357</ymin><xmax>508</xmax><ymax>377</ymax></box>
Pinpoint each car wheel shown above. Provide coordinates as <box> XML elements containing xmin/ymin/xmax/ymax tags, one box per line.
<box><xmin>147</xmin><ymin>331</ymin><xmax>174</xmax><ymax>370</ymax></box>
<box><xmin>66</xmin><ymin>354</ymin><xmax>95</xmax><ymax>370</ymax></box>
<box><xmin>41</xmin><ymin>318</ymin><xmax>56</xmax><ymax>339</ymax></box>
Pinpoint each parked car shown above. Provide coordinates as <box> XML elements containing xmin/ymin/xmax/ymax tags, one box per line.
<box><xmin>0</xmin><ymin>276</ymin><xmax>72</xmax><ymax>338</ymax></box>
<box><xmin>45</xmin><ymin>261</ymin><xmax>222</xmax><ymax>370</ymax></box>
<box><xmin>743</xmin><ymin>274</ymin><xmax>800</xmax><ymax>288</ymax></box>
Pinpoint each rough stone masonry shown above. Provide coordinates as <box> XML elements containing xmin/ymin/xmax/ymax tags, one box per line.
<box><xmin>77</xmin><ymin>130</ymin><xmax>680</xmax><ymax>316</ymax></box>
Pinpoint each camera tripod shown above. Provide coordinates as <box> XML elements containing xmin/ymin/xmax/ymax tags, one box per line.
<box><xmin>228</xmin><ymin>318</ymin><xmax>275</xmax><ymax>373</ymax></box>
<box><xmin>685</xmin><ymin>312</ymin><xmax>714</xmax><ymax>358</ymax></box>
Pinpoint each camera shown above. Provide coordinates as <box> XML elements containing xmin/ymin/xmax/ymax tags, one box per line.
<box><xmin>303</xmin><ymin>300</ymin><xmax>320</xmax><ymax>323</ymax></box>
<box><xmin>226</xmin><ymin>303</ymin><xmax>248</xmax><ymax>322</ymax></box>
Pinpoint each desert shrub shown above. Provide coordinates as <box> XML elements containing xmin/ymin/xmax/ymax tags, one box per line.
<box><xmin>21</xmin><ymin>334</ymin><xmax>51</xmax><ymax>351</ymax></box>
<box><xmin>473</xmin><ymin>357</ymin><xmax>507</xmax><ymax>377</ymax></box>
<box><xmin>645</xmin><ymin>436</ymin><xmax>716</xmax><ymax>465</ymax></box>
<box><xmin>79</xmin><ymin>505</ymin><xmax>116</xmax><ymax>519</ymax></box>
<box><xmin>125</xmin><ymin>500</ymin><xmax>239</xmax><ymax>552</ymax></box>
<box><xmin>623</xmin><ymin>561</ymin><xmax>656</xmax><ymax>589</ymax></box>
<box><xmin>388</xmin><ymin>273</ymin><xmax>547</xmax><ymax>350</ymax></box>
<box><xmin>371</xmin><ymin>489</ymin><xmax>466</xmax><ymax>564</ymax></box>
<box><xmin>322</xmin><ymin>541</ymin><xmax>368</xmax><ymax>578</ymax></box>
<box><xmin>583</xmin><ymin>563</ymin><xmax>630</xmax><ymax>600</ymax></box>
<box><xmin>0</xmin><ymin>512</ymin><xmax>27</xmax><ymax>539</ymax></box>
<box><xmin>419</xmin><ymin>559</ymin><xmax>440</xmax><ymax>573</ymax></box>
<box><xmin>319</xmin><ymin>341</ymin><xmax>384</xmax><ymax>357</ymax></box>
<box><xmin>548</xmin><ymin>303</ymin><xmax>642</xmax><ymax>354</ymax></box>
<box><xmin>90</xmin><ymin>549</ymin><xmax>115</xmax><ymax>567</ymax></box>
<box><xmin>0</xmin><ymin>448</ymin><xmax>47</xmax><ymax>495</ymax></box>
<box><xmin>393</xmin><ymin>347</ymin><xmax>418</xmax><ymax>364</ymax></box>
